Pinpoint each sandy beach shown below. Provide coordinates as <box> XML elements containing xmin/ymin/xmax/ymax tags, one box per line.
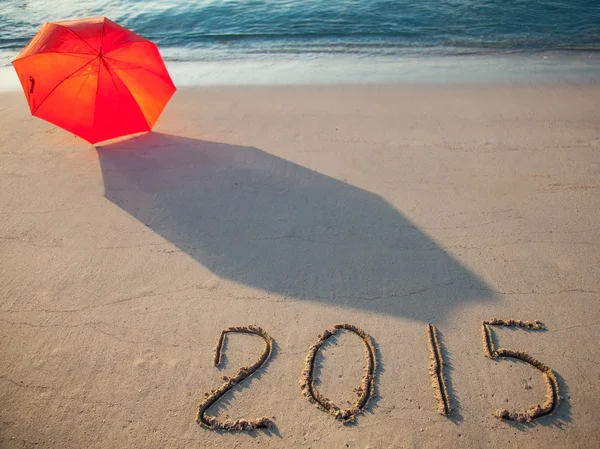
<box><xmin>1</xmin><ymin>84</ymin><xmax>599</xmax><ymax>448</ymax></box>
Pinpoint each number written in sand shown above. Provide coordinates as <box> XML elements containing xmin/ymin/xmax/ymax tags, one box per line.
<box><xmin>482</xmin><ymin>319</ymin><xmax>559</xmax><ymax>423</ymax></box>
<box><xmin>299</xmin><ymin>324</ymin><xmax>377</xmax><ymax>423</ymax></box>
<box><xmin>196</xmin><ymin>325</ymin><xmax>275</xmax><ymax>431</ymax></box>
<box><xmin>426</xmin><ymin>323</ymin><xmax>452</xmax><ymax>417</ymax></box>
<box><xmin>196</xmin><ymin>319</ymin><xmax>561</xmax><ymax>432</ymax></box>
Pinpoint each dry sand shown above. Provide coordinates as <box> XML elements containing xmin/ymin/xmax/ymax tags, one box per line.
<box><xmin>1</xmin><ymin>84</ymin><xmax>599</xmax><ymax>448</ymax></box>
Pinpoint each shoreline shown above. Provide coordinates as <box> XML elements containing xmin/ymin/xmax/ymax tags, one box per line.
<box><xmin>2</xmin><ymin>51</ymin><xmax>600</xmax><ymax>90</ymax></box>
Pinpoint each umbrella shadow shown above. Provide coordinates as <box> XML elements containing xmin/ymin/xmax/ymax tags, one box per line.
<box><xmin>97</xmin><ymin>132</ymin><xmax>496</xmax><ymax>322</ymax></box>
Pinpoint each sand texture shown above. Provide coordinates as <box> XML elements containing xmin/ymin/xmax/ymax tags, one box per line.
<box><xmin>1</xmin><ymin>84</ymin><xmax>600</xmax><ymax>448</ymax></box>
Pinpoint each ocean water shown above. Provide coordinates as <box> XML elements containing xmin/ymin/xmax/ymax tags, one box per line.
<box><xmin>1</xmin><ymin>0</ymin><xmax>600</xmax><ymax>85</ymax></box>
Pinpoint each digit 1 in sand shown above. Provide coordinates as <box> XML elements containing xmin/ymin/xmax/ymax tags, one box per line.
<box><xmin>426</xmin><ymin>323</ymin><xmax>451</xmax><ymax>416</ymax></box>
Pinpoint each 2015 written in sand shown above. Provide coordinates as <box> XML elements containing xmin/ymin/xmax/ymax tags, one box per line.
<box><xmin>196</xmin><ymin>320</ymin><xmax>559</xmax><ymax>431</ymax></box>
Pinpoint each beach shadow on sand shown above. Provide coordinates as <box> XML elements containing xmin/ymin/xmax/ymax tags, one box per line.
<box><xmin>97</xmin><ymin>132</ymin><xmax>496</xmax><ymax>322</ymax></box>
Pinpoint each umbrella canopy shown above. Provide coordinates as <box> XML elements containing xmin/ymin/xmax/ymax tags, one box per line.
<box><xmin>12</xmin><ymin>17</ymin><xmax>176</xmax><ymax>144</ymax></box>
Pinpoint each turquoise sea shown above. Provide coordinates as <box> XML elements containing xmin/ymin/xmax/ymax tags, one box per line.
<box><xmin>1</xmin><ymin>0</ymin><xmax>600</xmax><ymax>85</ymax></box>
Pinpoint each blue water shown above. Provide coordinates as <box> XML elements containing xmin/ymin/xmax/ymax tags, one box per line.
<box><xmin>1</xmin><ymin>0</ymin><xmax>600</xmax><ymax>84</ymax></box>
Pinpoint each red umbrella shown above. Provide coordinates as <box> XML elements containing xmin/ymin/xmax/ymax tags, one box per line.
<box><xmin>12</xmin><ymin>17</ymin><xmax>176</xmax><ymax>144</ymax></box>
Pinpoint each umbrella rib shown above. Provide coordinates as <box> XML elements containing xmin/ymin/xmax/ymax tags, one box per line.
<box><xmin>89</xmin><ymin>19</ymin><xmax>106</xmax><ymax>131</ymax></box>
<box><xmin>103</xmin><ymin>55</ymin><xmax>173</xmax><ymax>85</ymax></box>
<box><xmin>58</xmin><ymin>25</ymin><xmax>100</xmax><ymax>54</ymax></box>
<box><xmin>103</xmin><ymin>60</ymin><xmax>149</xmax><ymax>129</ymax></box>
<box><xmin>101</xmin><ymin>39</ymin><xmax>138</xmax><ymax>58</ymax></box>
<box><xmin>12</xmin><ymin>50</ymin><xmax>97</xmax><ymax>63</ymax></box>
<box><xmin>100</xmin><ymin>18</ymin><xmax>106</xmax><ymax>54</ymax></box>
<box><xmin>102</xmin><ymin>43</ymin><xmax>173</xmax><ymax>84</ymax></box>
<box><xmin>31</xmin><ymin>57</ymin><xmax>98</xmax><ymax>115</ymax></box>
